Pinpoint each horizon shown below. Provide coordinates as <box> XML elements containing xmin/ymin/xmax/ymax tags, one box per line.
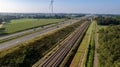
<box><xmin>0</xmin><ymin>0</ymin><xmax>120</xmax><ymax>14</ymax></box>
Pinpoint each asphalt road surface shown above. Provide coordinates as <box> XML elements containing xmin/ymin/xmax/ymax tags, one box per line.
<box><xmin>0</xmin><ymin>23</ymin><xmax>57</xmax><ymax>40</ymax></box>
<box><xmin>0</xmin><ymin>18</ymin><xmax>80</xmax><ymax>50</ymax></box>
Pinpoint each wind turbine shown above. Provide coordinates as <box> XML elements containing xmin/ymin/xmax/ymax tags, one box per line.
<box><xmin>49</xmin><ymin>0</ymin><xmax>54</xmax><ymax>16</ymax></box>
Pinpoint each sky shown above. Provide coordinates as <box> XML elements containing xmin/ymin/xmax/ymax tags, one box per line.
<box><xmin>0</xmin><ymin>0</ymin><xmax>120</xmax><ymax>14</ymax></box>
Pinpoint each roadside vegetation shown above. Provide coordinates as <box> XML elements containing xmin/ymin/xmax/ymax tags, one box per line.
<box><xmin>0</xmin><ymin>24</ymin><xmax>2</xmax><ymax>28</ymax></box>
<box><xmin>0</xmin><ymin>24</ymin><xmax>5</xmax><ymax>34</ymax></box>
<box><xmin>0</xmin><ymin>23</ymin><xmax>58</xmax><ymax>44</ymax></box>
<box><xmin>96</xmin><ymin>16</ymin><xmax>120</xmax><ymax>67</ymax></box>
<box><xmin>1</xmin><ymin>18</ymin><xmax>64</xmax><ymax>34</ymax></box>
<box><xmin>0</xmin><ymin>20</ymin><xmax>84</xmax><ymax>67</ymax></box>
<box><xmin>85</xmin><ymin>31</ymin><xmax>95</xmax><ymax>67</ymax></box>
<box><xmin>83</xmin><ymin>21</ymin><xmax>95</xmax><ymax>67</ymax></box>
<box><xmin>95</xmin><ymin>16</ymin><xmax>120</xmax><ymax>25</ymax></box>
<box><xmin>69</xmin><ymin>21</ymin><xmax>93</xmax><ymax>67</ymax></box>
<box><xmin>60</xmin><ymin>21</ymin><xmax>89</xmax><ymax>67</ymax></box>
<box><xmin>98</xmin><ymin>25</ymin><xmax>120</xmax><ymax>67</ymax></box>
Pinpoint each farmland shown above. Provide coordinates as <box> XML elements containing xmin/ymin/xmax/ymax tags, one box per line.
<box><xmin>2</xmin><ymin>18</ymin><xmax>64</xmax><ymax>33</ymax></box>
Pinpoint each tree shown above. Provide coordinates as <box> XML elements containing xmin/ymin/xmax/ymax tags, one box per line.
<box><xmin>96</xmin><ymin>16</ymin><xmax>120</xmax><ymax>25</ymax></box>
<box><xmin>98</xmin><ymin>25</ymin><xmax>120</xmax><ymax>67</ymax></box>
<box><xmin>0</xmin><ymin>18</ymin><xmax>3</xmax><ymax>24</ymax></box>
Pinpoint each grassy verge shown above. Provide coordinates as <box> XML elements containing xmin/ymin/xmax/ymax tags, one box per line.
<box><xmin>0</xmin><ymin>20</ymin><xmax>83</xmax><ymax>67</ymax></box>
<box><xmin>0</xmin><ymin>24</ymin><xmax>3</xmax><ymax>28</ymax></box>
<box><xmin>0</xmin><ymin>23</ymin><xmax>57</xmax><ymax>44</ymax></box>
<box><xmin>98</xmin><ymin>25</ymin><xmax>108</xmax><ymax>30</ymax></box>
<box><xmin>0</xmin><ymin>24</ymin><xmax>4</xmax><ymax>34</ymax></box>
<box><xmin>81</xmin><ymin>21</ymin><xmax>94</xmax><ymax>67</ymax></box>
<box><xmin>69</xmin><ymin>21</ymin><xmax>95</xmax><ymax>67</ymax></box>
<box><xmin>59</xmin><ymin>22</ymin><xmax>89</xmax><ymax>67</ymax></box>
<box><xmin>85</xmin><ymin>33</ymin><xmax>95</xmax><ymax>67</ymax></box>
<box><xmin>84</xmin><ymin>21</ymin><xmax>96</xmax><ymax>67</ymax></box>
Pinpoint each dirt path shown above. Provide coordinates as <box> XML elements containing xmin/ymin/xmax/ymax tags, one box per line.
<box><xmin>94</xmin><ymin>24</ymin><xmax>98</xmax><ymax>67</ymax></box>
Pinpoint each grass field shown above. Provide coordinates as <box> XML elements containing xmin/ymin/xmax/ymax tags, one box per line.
<box><xmin>0</xmin><ymin>24</ymin><xmax>3</xmax><ymax>28</ymax></box>
<box><xmin>70</xmin><ymin>21</ymin><xmax>95</xmax><ymax>67</ymax></box>
<box><xmin>98</xmin><ymin>25</ymin><xmax>108</xmax><ymax>30</ymax></box>
<box><xmin>2</xmin><ymin>18</ymin><xmax>64</xmax><ymax>33</ymax></box>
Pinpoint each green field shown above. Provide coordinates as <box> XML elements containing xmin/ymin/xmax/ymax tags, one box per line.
<box><xmin>0</xmin><ymin>24</ymin><xmax>3</xmax><ymax>28</ymax></box>
<box><xmin>98</xmin><ymin>25</ymin><xmax>108</xmax><ymax>30</ymax></box>
<box><xmin>2</xmin><ymin>18</ymin><xmax>64</xmax><ymax>33</ymax></box>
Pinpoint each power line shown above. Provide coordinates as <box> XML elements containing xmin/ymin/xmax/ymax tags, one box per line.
<box><xmin>50</xmin><ymin>0</ymin><xmax>54</xmax><ymax>16</ymax></box>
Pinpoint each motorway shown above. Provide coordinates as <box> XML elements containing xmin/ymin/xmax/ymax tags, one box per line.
<box><xmin>0</xmin><ymin>18</ymin><xmax>80</xmax><ymax>40</ymax></box>
<box><xmin>38</xmin><ymin>21</ymin><xmax>90</xmax><ymax>67</ymax></box>
<box><xmin>0</xmin><ymin>16</ymin><xmax>89</xmax><ymax>40</ymax></box>
<box><xmin>0</xmin><ymin>24</ymin><xmax>56</xmax><ymax>40</ymax></box>
<box><xmin>0</xmin><ymin>18</ymin><xmax>81</xmax><ymax>50</ymax></box>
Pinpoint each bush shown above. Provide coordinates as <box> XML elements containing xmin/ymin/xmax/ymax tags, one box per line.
<box><xmin>98</xmin><ymin>25</ymin><xmax>120</xmax><ymax>67</ymax></box>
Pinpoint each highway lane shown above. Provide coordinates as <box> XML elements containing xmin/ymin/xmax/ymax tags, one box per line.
<box><xmin>0</xmin><ymin>18</ymin><xmax>80</xmax><ymax>50</ymax></box>
<box><xmin>0</xmin><ymin>19</ymin><xmax>78</xmax><ymax>40</ymax></box>
<box><xmin>0</xmin><ymin>23</ymin><xmax>58</xmax><ymax>40</ymax></box>
<box><xmin>0</xmin><ymin>16</ymin><xmax>88</xmax><ymax>40</ymax></box>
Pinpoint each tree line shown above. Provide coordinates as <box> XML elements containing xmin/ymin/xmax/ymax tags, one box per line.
<box><xmin>0</xmin><ymin>13</ymin><xmax>85</xmax><ymax>23</ymax></box>
<box><xmin>95</xmin><ymin>16</ymin><xmax>120</xmax><ymax>25</ymax></box>
<box><xmin>0</xmin><ymin>19</ymin><xmax>2</xmax><ymax>24</ymax></box>
<box><xmin>98</xmin><ymin>25</ymin><xmax>120</xmax><ymax>67</ymax></box>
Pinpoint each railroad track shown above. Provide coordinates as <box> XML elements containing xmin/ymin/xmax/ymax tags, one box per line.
<box><xmin>39</xmin><ymin>21</ymin><xmax>90</xmax><ymax>67</ymax></box>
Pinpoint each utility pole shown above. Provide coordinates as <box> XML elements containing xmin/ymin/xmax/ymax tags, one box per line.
<box><xmin>50</xmin><ymin>0</ymin><xmax>54</xmax><ymax>17</ymax></box>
